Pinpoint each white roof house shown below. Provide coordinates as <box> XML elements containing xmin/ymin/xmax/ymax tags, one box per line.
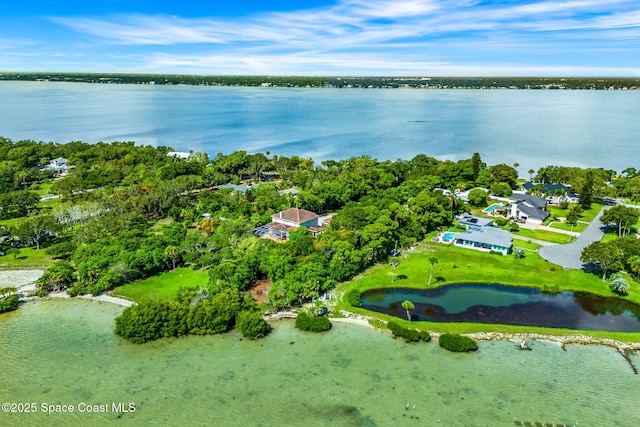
<box><xmin>166</xmin><ymin>151</ymin><xmax>193</xmax><ymax>160</ymax></box>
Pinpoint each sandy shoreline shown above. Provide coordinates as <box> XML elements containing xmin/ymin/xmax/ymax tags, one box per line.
<box><xmin>4</xmin><ymin>268</ymin><xmax>639</xmax><ymax>355</ymax></box>
<box><xmin>337</xmin><ymin>310</ymin><xmax>640</xmax><ymax>353</ymax></box>
<box><xmin>0</xmin><ymin>268</ymin><xmax>134</xmax><ymax>307</ymax></box>
<box><xmin>47</xmin><ymin>291</ymin><xmax>135</xmax><ymax>307</ymax></box>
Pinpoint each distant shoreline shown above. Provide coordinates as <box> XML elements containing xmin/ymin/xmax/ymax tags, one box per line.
<box><xmin>1</xmin><ymin>73</ymin><xmax>639</xmax><ymax>90</ymax></box>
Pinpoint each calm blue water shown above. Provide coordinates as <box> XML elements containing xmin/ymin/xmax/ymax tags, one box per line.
<box><xmin>2</xmin><ymin>299</ymin><xmax>640</xmax><ymax>426</ymax></box>
<box><xmin>1</xmin><ymin>82</ymin><xmax>639</xmax><ymax>172</ymax></box>
<box><xmin>362</xmin><ymin>284</ymin><xmax>640</xmax><ymax>332</ymax></box>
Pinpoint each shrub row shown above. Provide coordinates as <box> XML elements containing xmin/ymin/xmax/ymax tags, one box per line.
<box><xmin>295</xmin><ymin>312</ymin><xmax>332</xmax><ymax>332</ymax></box>
<box><xmin>387</xmin><ymin>321</ymin><xmax>431</xmax><ymax>343</ymax></box>
<box><xmin>438</xmin><ymin>333</ymin><xmax>478</xmax><ymax>352</ymax></box>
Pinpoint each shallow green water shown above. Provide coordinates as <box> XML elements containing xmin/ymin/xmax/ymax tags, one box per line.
<box><xmin>1</xmin><ymin>300</ymin><xmax>639</xmax><ymax>426</ymax></box>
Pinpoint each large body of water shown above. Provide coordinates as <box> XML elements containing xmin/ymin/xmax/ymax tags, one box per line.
<box><xmin>1</xmin><ymin>81</ymin><xmax>639</xmax><ymax>172</ymax></box>
<box><xmin>1</xmin><ymin>300</ymin><xmax>639</xmax><ymax>426</ymax></box>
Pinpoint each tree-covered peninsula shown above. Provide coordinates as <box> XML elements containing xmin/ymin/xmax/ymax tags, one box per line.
<box><xmin>1</xmin><ymin>136</ymin><xmax>639</xmax><ymax>342</ymax></box>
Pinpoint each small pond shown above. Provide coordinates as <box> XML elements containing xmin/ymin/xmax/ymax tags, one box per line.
<box><xmin>361</xmin><ymin>283</ymin><xmax>640</xmax><ymax>332</ymax></box>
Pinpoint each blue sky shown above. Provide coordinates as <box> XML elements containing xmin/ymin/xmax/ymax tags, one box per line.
<box><xmin>1</xmin><ymin>0</ymin><xmax>639</xmax><ymax>76</ymax></box>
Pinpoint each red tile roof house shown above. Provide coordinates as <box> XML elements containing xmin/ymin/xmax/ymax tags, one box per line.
<box><xmin>250</xmin><ymin>208</ymin><xmax>332</xmax><ymax>240</ymax></box>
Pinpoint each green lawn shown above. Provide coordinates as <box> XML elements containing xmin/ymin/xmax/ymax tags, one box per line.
<box><xmin>37</xmin><ymin>198</ymin><xmax>64</xmax><ymax>211</ymax></box>
<box><xmin>549</xmin><ymin>220</ymin><xmax>587</xmax><ymax>233</ymax></box>
<box><xmin>509</xmin><ymin>227</ymin><xmax>573</xmax><ymax>244</ymax></box>
<box><xmin>510</xmin><ymin>238</ymin><xmax>542</xmax><ymax>251</ymax></box>
<box><xmin>112</xmin><ymin>268</ymin><xmax>209</xmax><ymax>302</ymax></box>
<box><xmin>31</xmin><ymin>181</ymin><xmax>55</xmax><ymax>197</ymax></box>
<box><xmin>335</xmin><ymin>241</ymin><xmax>640</xmax><ymax>342</ymax></box>
<box><xmin>546</xmin><ymin>203</ymin><xmax>603</xmax><ymax>223</ymax></box>
<box><xmin>0</xmin><ymin>217</ymin><xmax>23</xmax><ymax>229</ymax></box>
<box><xmin>580</xmin><ymin>203</ymin><xmax>605</xmax><ymax>222</ymax></box>
<box><xmin>0</xmin><ymin>247</ymin><xmax>54</xmax><ymax>269</ymax></box>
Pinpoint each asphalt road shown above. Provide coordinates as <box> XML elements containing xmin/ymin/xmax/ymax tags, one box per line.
<box><xmin>538</xmin><ymin>207</ymin><xmax>609</xmax><ymax>269</ymax></box>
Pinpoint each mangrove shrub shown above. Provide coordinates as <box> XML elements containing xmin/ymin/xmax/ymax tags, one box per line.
<box><xmin>0</xmin><ymin>294</ymin><xmax>19</xmax><ymax>314</ymax></box>
<box><xmin>438</xmin><ymin>333</ymin><xmax>478</xmax><ymax>352</ymax></box>
<box><xmin>295</xmin><ymin>312</ymin><xmax>331</xmax><ymax>332</ymax></box>
<box><xmin>387</xmin><ymin>321</ymin><xmax>431</xmax><ymax>343</ymax></box>
<box><xmin>236</xmin><ymin>310</ymin><xmax>271</xmax><ymax>339</ymax></box>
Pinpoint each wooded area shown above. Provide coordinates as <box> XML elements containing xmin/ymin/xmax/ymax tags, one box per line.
<box><xmin>1</xmin><ymin>136</ymin><xmax>639</xmax><ymax>340</ymax></box>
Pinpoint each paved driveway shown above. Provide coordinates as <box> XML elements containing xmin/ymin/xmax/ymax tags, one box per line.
<box><xmin>538</xmin><ymin>207</ymin><xmax>609</xmax><ymax>269</ymax></box>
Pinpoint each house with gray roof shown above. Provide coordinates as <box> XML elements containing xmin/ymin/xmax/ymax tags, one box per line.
<box><xmin>278</xmin><ymin>187</ymin><xmax>300</xmax><ymax>197</ymax></box>
<box><xmin>458</xmin><ymin>214</ymin><xmax>493</xmax><ymax>229</ymax></box>
<box><xmin>453</xmin><ymin>226</ymin><xmax>512</xmax><ymax>255</ymax></box>
<box><xmin>521</xmin><ymin>182</ymin><xmax>578</xmax><ymax>204</ymax></box>
<box><xmin>508</xmin><ymin>194</ymin><xmax>550</xmax><ymax>224</ymax></box>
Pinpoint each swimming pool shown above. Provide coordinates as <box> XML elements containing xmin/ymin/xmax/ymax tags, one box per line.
<box><xmin>484</xmin><ymin>203</ymin><xmax>503</xmax><ymax>213</ymax></box>
<box><xmin>442</xmin><ymin>232</ymin><xmax>455</xmax><ymax>242</ymax></box>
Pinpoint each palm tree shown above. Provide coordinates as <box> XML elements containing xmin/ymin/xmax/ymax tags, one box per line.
<box><xmin>428</xmin><ymin>256</ymin><xmax>439</xmax><ymax>286</ymax></box>
<box><xmin>528</xmin><ymin>169</ymin><xmax>535</xmax><ymax>181</ymax></box>
<box><xmin>448</xmin><ymin>193</ymin><xmax>459</xmax><ymax>219</ymax></box>
<box><xmin>401</xmin><ymin>300</ymin><xmax>415</xmax><ymax>321</ymax></box>
<box><xmin>165</xmin><ymin>245</ymin><xmax>179</xmax><ymax>270</ymax></box>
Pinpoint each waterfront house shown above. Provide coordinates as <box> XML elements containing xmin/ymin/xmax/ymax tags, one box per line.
<box><xmin>36</xmin><ymin>157</ymin><xmax>71</xmax><ymax>176</ymax></box>
<box><xmin>250</xmin><ymin>208</ymin><xmax>332</xmax><ymax>240</ymax></box>
<box><xmin>521</xmin><ymin>182</ymin><xmax>578</xmax><ymax>204</ymax></box>
<box><xmin>453</xmin><ymin>226</ymin><xmax>512</xmax><ymax>255</ymax></box>
<box><xmin>508</xmin><ymin>194</ymin><xmax>550</xmax><ymax>224</ymax></box>
<box><xmin>458</xmin><ymin>214</ymin><xmax>493</xmax><ymax>229</ymax></box>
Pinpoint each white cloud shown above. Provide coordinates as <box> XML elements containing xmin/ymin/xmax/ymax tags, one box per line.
<box><xmin>32</xmin><ymin>0</ymin><xmax>640</xmax><ymax>75</ymax></box>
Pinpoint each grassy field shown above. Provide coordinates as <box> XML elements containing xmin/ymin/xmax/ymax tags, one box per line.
<box><xmin>549</xmin><ymin>220</ymin><xmax>587</xmax><ymax>233</ymax></box>
<box><xmin>509</xmin><ymin>227</ymin><xmax>573</xmax><ymax>244</ymax></box>
<box><xmin>0</xmin><ymin>247</ymin><xmax>54</xmax><ymax>269</ymax></box>
<box><xmin>335</xmin><ymin>241</ymin><xmax>640</xmax><ymax>342</ymax></box>
<box><xmin>112</xmin><ymin>268</ymin><xmax>209</xmax><ymax>302</ymax></box>
<box><xmin>32</xmin><ymin>181</ymin><xmax>54</xmax><ymax>197</ymax></box>
<box><xmin>546</xmin><ymin>203</ymin><xmax>603</xmax><ymax>223</ymax></box>
<box><xmin>510</xmin><ymin>238</ymin><xmax>542</xmax><ymax>251</ymax></box>
<box><xmin>0</xmin><ymin>217</ymin><xmax>23</xmax><ymax>229</ymax></box>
